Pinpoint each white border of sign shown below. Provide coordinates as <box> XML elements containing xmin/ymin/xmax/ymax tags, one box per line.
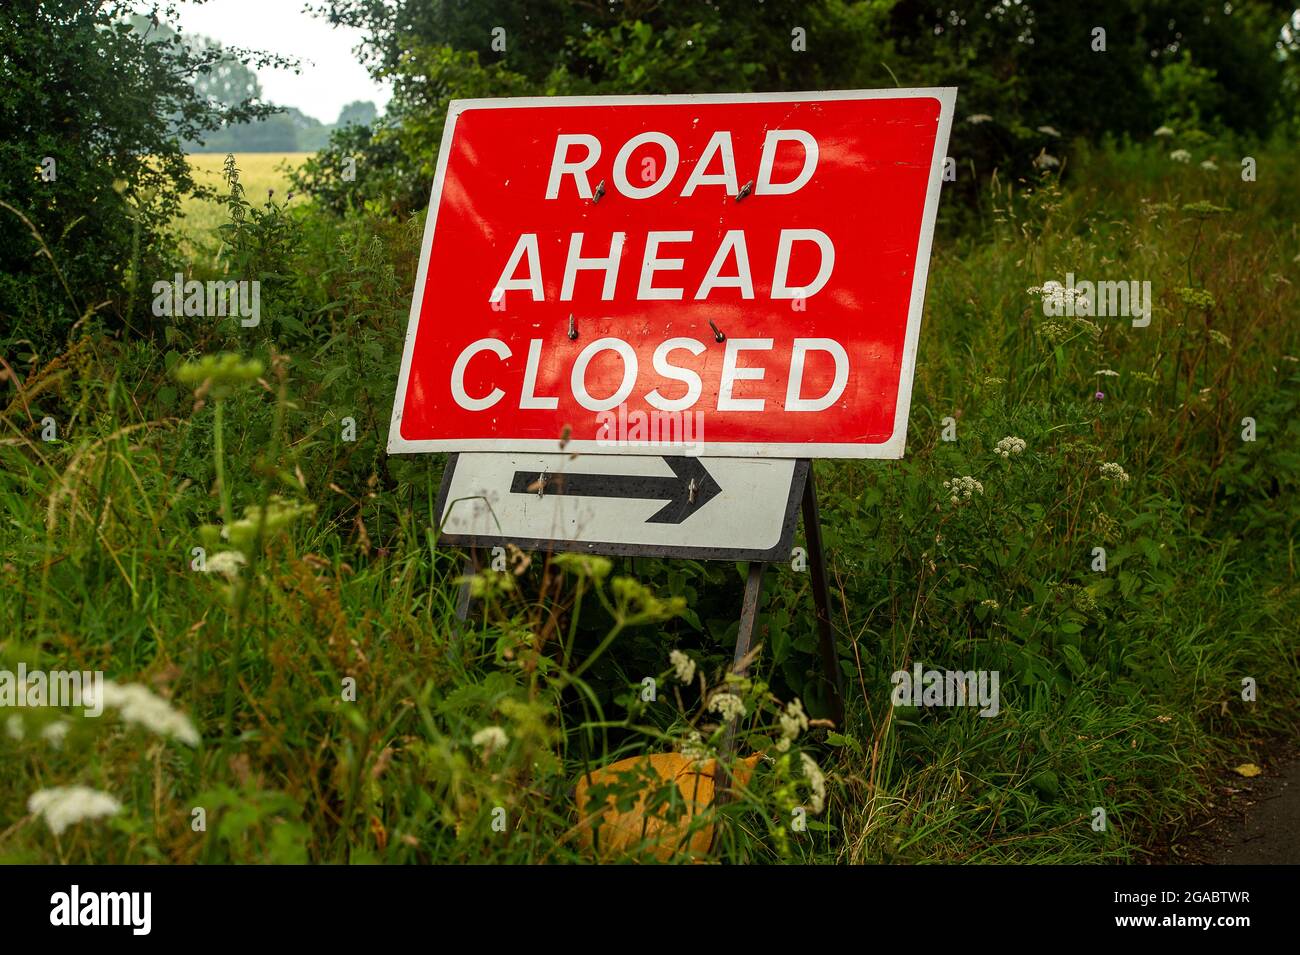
<box><xmin>387</xmin><ymin>88</ymin><xmax>957</xmax><ymax>460</ymax></box>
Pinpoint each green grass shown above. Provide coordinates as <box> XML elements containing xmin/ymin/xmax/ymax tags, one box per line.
<box><xmin>1</xmin><ymin>141</ymin><xmax>1297</xmax><ymax>863</ymax></box>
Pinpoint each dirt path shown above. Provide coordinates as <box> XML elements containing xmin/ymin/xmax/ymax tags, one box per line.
<box><xmin>1198</xmin><ymin>753</ymin><xmax>1300</xmax><ymax>864</ymax></box>
<box><xmin>1208</xmin><ymin>758</ymin><xmax>1300</xmax><ymax>864</ymax></box>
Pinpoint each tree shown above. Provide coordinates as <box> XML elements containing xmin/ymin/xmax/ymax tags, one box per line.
<box><xmin>0</xmin><ymin>1</ymin><xmax>287</xmax><ymax>350</ymax></box>
<box><xmin>337</xmin><ymin>100</ymin><xmax>378</xmax><ymax>128</ymax></box>
<box><xmin>298</xmin><ymin>0</ymin><xmax>1294</xmax><ymax>216</ymax></box>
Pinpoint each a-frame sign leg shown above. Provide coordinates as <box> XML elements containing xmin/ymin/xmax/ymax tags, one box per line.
<box><xmin>452</xmin><ymin>546</ymin><xmax>480</xmax><ymax>647</ymax></box>
<box><xmin>715</xmin><ymin>559</ymin><xmax>766</xmax><ymax>803</ymax></box>
<box><xmin>800</xmin><ymin>463</ymin><xmax>846</xmax><ymax>727</ymax></box>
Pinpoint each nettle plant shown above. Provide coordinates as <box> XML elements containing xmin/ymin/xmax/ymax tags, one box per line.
<box><xmin>427</xmin><ymin>551</ymin><xmax>834</xmax><ymax>862</ymax></box>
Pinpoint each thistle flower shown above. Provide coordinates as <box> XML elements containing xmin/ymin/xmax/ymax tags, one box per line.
<box><xmin>1100</xmin><ymin>462</ymin><xmax>1130</xmax><ymax>483</ymax></box>
<box><xmin>28</xmin><ymin>786</ymin><xmax>122</xmax><ymax>835</ymax></box>
<box><xmin>1095</xmin><ymin>391</ymin><xmax>1105</xmax><ymax>401</ymax></box>
<box><xmin>471</xmin><ymin>726</ymin><xmax>509</xmax><ymax>757</ymax></box>
<box><xmin>669</xmin><ymin>649</ymin><xmax>696</xmax><ymax>685</ymax></box>
<box><xmin>994</xmin><ymin>436</ymin><xmax>1026</xmax><ymax>458</ymax></box>
<box><xmin>800</xmin><ymin>753</ymin><xmax>827</xmax><ymax>814</ymax></box>
<box><xmin>708</xmin><ymin>692</ymin><xmax>747</xmax><ymax>722</ymax></box>
<box><xmin>84</xmin><ymin>681</ymin><xmax>200</xmax><ymax>746</ymax></box>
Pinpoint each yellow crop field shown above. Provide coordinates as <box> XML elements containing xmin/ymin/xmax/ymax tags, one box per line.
<box><xmin>178</xmin><ymin>152</ymin><xmax>312</xmax><ymax>247</ymax></box>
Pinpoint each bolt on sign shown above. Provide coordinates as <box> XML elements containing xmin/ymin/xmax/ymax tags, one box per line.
<box><xmin>388</xmin><ymin>89</ymin><xmax>957</xmax><ymax>460</ymax></box>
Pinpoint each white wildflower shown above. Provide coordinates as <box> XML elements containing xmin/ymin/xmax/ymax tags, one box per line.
<box><xmin>1037</xmin><ymin>125</ymin><xmax>1061</xmax><ymax>137</ymax></box>
<box><xmin>1154</xmin><ymin>125</ymin><xmax>1175</xmax><ymax>137</ymax></box>
<box><xmin>680</xmin><ymin>730</ymin><xmax>713</xmax><ymax>763</ymax></box>
<box><xmin>1169</xmin><ymin>149</ymin><xmax>1192</xmax><ymax>163</ymax></box>
<box><xmin>966</xmin><ymin>113</ymin><xmax>992</xmax><ymax>125</ymax></box>
<box><xmin>708</xmin><ymin>692</ymin><xmax>746</xmax><ymax>722</ymax></box>
<box><xmin>669</xmin><ymin>649</ymin><xmax>696</xmax><ymax>685</ymax></box>
<box><xmin>28</xmin><ymin>786</ymin><xmax>122</xmax><ymax>836</ymax></box>
<box><xmin>6</xmin><ymin>714</ymin><xmax>24</xmax><ymax>741</ymax></box>
<box><xmin>776</xmin><ymin>698</ymin><xmax>810</xmax><ymax>753</ymax></box>
<box><xmin>1100</xmin><ymin>462</ymin><xmax>1130</xmax><ymax>483</ymax></box>
<box><xmin>40</xmin><ymin>721</ymin><xmax>70</xmax><ymax>749</ymax></box>
<box><xmin>1033</xmin><ymin>149</ymin><xmax>1060</xmax><ymax>169</ymax></box>
<box><xmin>994</xmin><ymin>436</ymin><xmax>1026</xmax><ymax>459</ymax></box>
<box><xmin>980</xmin><ymin>598</ymin><xmax>1001</xmax><ymax>610</ymax></box>
<box><xmin>1199</xmin><ymin>159</ymin><xmax>1218</xmax><ymax>171</ymax></box>
<box><xmin>800</xmin><ymin>753</ymin><xmax>827</xmax><ymax>814</ymax></box>
<box><xmin>1093</xmin><ymin>368</ymin><xmax>1120</xmax><ymax>377</ymax></box>
<box><xmin>84</xmin><ymin>681</ymin><xmax>200</xmax><ymax>746</ymax></box>
<box><xmin>942</xmin><ymin>476</ymin><xmax>984</xmax><ymax>505</ymax></box>
<box><xmin>204</xmin><ymin>550</ymin><xmax>247</xmax><ymax>578</ymax></box>
<box><xmin>471</xmin><ymin>725</ymin><xmax>509</xmax><ymax>756</ymax></box>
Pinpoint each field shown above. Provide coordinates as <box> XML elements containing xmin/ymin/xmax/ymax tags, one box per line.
<box><xmin>178</xmin><ymin>153</ymin><xmax>311</xmax><ymax>253</ymax></box>
<box><xmin>2</xmin><ymin>140</ymin><xmax>1298</xmax><ymax>864</ymax></box>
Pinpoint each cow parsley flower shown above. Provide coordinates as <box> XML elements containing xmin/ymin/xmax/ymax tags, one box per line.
<box><xmin>708</xmin><ymin>692</ymin><xmax>746</xmax><ymax>722</ymax></box>
<box><xmin>5</xmin><ymin>714</ymin><xmax>23</xmax><ymax>741</ymax></box>
<box><xmin>1037</xmin><ymin>125</ymin><xmax>1061</xmax><ymax>137</ymax></box>
<box><xmin>1094</xmin><ymin>369</ymin><xmax>1120</xmax><ymax>377</ymax></box>
<box><xmin>40</xmin><ymin>721</ymin><xmax>70</xmax><ymax>749</ymax></box>
<box><xmin>1033</xmin><ymin>150</ymin><xmax>1060</xmax><ymax>169</ymax></box>
<box><xmin>942</xmin><ymin>476</ymin><xmax>984</xmax><ymax>505</ymax></box>
<box><xmin>669</xmin><ymin>649</ymin><xmax>696</xmax><ymax>685</ymax></box>
<box><xmin>994</xmin><ymin>436</ymin><xmax>1026</xmax><ymax>458</ymax></box>
<box><xmin>800</xmin><ymin>753</ymin><xmax>827</xmax><ymax>814</ymax></box>
<box><xmin>28</xmin><ymin>786</ymin><xmax>122</xmax><ymax>836</ymax></box>
<box><xmin>1169</xmin><ymin>149</ymin><xmax>1192</xmax><ymax>163</ymax></box>
<box><xmin>83</xmin><ymin>681</ymin><xmax>200</xmax><ymax>746</ymax></box>
<box><xmin>1200</xmin><ymin>159</ymin><xmax>1218</xmax><ymax>171</ymax></box>
<box><xmin>204</xmin><ymin>550</ymin><xmax>246</xmax><ymax>578</ymax></box>
<box><xmin>680</xmin><ymin>730</ymin><xmax>713</xmax><ymax>763</ymax></box>
<box><xmin>777</xmin><ymin>699</ymin><xmax>810</xmax><ymax>753</ymax></box>
<box><xmin>1100</xmin><ymin>462</ymin><xmax>1130</xmax><ymax>483</ymax></box>
<box><xmin>1153</xmin><ymin>125</ymin><xmax>1175</xmax><ymax>137</ymax></box>
<box><xmin>471</xmin><ymin>726</ymin><xmax>509</xmax><ymax>756</ymax></box>
<box><xmin>966</xmin><ymin>113</ymin><xmax>992</xmax><ymax>125</ymax></box>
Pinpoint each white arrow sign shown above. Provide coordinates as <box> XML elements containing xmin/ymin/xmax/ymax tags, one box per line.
<box><xmin>437</xmin><ymin>452</ymin><xmax>805</xmax><ymax>560</ymax></box>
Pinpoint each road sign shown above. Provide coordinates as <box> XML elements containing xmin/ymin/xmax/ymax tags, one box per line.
<box><xmin>388</xmin><ymin>88</ymin><xmax>956</xmax><ymax>459</ymax></box>
<box><xmin>437</xmin><ymin>452</ymin><xmax>807</xmax><ymax>560</ymax></box>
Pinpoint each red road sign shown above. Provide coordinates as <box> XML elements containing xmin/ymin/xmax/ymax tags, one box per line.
<box><xmin>388</xmin><ymin>89</ymin><xmax>955</xmax><ymax>458</ymax></box>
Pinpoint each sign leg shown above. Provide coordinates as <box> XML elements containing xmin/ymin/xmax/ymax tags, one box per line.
<box><xmin>801</xmin><ymin>463</ymin><xmax>846</xmax><ymax>727</ymax></box>
<box><xmin>715</xmin><ymin>560</ymin><xmax>766</xmax><ymax>804</ymax></box>
<box><xmin>452</xmin><ymin>547</ymin><xmax>479</xmax><ymax>646</ymax></box>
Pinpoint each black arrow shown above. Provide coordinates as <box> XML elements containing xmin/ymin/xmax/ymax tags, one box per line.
<box><xmin>510</xmin><ymin>456</ymin><xmax>721</xmax><ymax>525</ymax></box>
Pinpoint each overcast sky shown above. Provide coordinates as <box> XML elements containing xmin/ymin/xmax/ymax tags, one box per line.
<box><xmin>159</xmin><ymin>0</ymin><xmax>392</xmax><ymax>124</ymax></box>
